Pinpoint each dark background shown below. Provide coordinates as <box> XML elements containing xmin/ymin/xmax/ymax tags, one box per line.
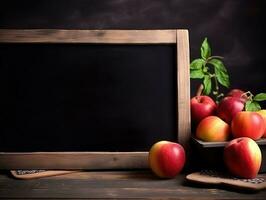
<box><xmin>1</xmin><ymin>0</ymin><xmax>265</xmax><ymax>94</ymax></box>
<box><xmin>0</xmin><ymin>0</ymin><xmax>265</xmax><ymax>151</ymax></box>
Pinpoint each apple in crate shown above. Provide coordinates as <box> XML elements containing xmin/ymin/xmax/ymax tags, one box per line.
<box><xmin>191</xmin><ymin>95</ymin><xmax>217</xmax><ymax>124</ymax></box>
<box><xmin>196</xmin><ymin>116</ymin><xmax>230</xmax><ymax>142</ymax></box>
<box><xmin>226</xmin><ymin>89</ymin><xmax>248</xmax><ymax>102</ymax></box>
<box><xmin>224</xmin><ymin>137</ymin><xmax>262</xmax><ymax>179</ymax></box>
<box><xmin>257</xmin><ymin>109</ymin><xmax>266</xmax><ymax>138</ymax></box>
<box><xmin>149</xmin><ymin>141</ymin><xmax>186</xmax><ymax>178</ymax></box>
<box><xmin>217</xmin><ymin>96</ymin><xmax>244</xmax><ymax>123</ymax></box>
<box><xmin>231</xmin><ymin>111</ymin><xmax>265</xmax><ymax>140</ymax></box>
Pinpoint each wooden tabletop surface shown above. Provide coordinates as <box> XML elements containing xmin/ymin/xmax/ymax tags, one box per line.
<box><xmin>0</xmin><ymin>170</ymin><xmax>265</xmax><ymax>199</ymax></box>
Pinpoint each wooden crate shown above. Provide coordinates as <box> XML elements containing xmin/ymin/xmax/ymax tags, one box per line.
<box><xmin>191</xmin><ymin>137</ymin><xmax>266</xmax><ymax>173</ymax></box>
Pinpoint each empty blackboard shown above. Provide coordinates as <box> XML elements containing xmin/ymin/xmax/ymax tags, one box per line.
<box><xmin>0</xmin><ymin>30</ymin><xmax>190</xmax><ymax>169</ymax></box>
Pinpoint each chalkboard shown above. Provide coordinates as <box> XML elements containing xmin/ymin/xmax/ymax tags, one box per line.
<box><xmin>0</xmin><ymin>30</ymin><xmax>190</xmax><ymax>169</ymax></box>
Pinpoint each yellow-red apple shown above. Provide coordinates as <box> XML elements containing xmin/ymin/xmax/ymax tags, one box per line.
<box><xmin>148</xmin><ymin>141</ymin><xmax>186</xmax><ymax>178</ymax></box>
<box><xmin>224</xmin><ymin>137</ymin><xmax>262</xmax><ymax>179</ymax></box>
<box><xmin>257</xmin><ymin>109</ymin><xmax>266</xmax><ymax>138</ymax></box>
<box><xmin>231</xmin><ymin>111</ymin><xmax>265</xmax><ymax>140</ymax></box>
<box><xmin>196</xmin><ymin>116</ymin><xmax>230</xmax><ymax>142</ymax></box>
<box><xmin>191</xmin><ymin>95</ymin><xmax>217</xmax><ymax>124</ymax></box>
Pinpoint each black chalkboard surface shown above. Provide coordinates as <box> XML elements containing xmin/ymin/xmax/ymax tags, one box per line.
<box><xmin>0</xmin><ymin>44</ymin><xmax>177</xmax><ymax>152</ymax></box>
<box><xmin>0</xmin><ymin>29</ymin><xmax>190</xmax><ymax>169</ymax></box>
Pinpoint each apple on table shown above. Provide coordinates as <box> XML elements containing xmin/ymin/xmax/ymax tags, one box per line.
<box><xmin>148</xmin><ymin>141</ymin><xmax>186</xmax><ymax>178</ymax></box>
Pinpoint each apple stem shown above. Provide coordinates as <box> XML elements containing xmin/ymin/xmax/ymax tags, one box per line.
<box><xmin>196</xmin><ymin>84</ymin><xmax>204</xmax><ymax>96</ymax></box>
<box><xmin>242</xmin><ymin>91</ymin><xmax>253</xmax><ymax>101</ymax></box>
<box><xmin>211</xmin><ymin>73</ymin><xmax>224</xmax><ymax>103</ymax></box>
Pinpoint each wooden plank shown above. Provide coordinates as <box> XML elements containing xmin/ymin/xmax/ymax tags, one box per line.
<box><xmin>187</xmin><ymin>171</ymin><xmax>266</xmax><ymax>191</ymax></box>
<box><xmin>0</xmin><ymin>152</ymin><xmax>148</xmax><ymax>170</ymax></box>
<box><xmin>176</xmin><ymin>30</ymin><xmax>191</xmax><ymax>149</ymax></box>
<box><xmin>0</xmin><ymin>171</ymin><xmax>265</xmax><ymax>199</ymax></box>
<box><xmin>194</xmin><ymin>137</ymin><xmax>266</xmax><ymax>148</ymax></box>
<box><xmin>0</xmin><ymin>29</ymin><xmax>176</xmax><ymax>44</ymax></box>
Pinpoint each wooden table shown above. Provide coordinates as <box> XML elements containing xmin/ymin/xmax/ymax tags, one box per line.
<box><xmin>0</xmin><ymin>170</ymin><xmax>265</xmax><ymax>199</ymax></box>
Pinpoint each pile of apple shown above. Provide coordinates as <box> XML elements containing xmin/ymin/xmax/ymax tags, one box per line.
<box><xmin>191</xmin><ymin>89</ymin><xmax>266</xmax><ymax>178</ymax></box>
<box><xmin>147</xmin><ymin>89</ymin><xmax>266</xmax><ymax>179</ymax></box>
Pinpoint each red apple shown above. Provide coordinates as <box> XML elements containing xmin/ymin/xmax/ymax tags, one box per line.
<box><xmin>224</xmin><ymin>137</ymin><xmax>262</xmax><ymax>178</ymax></box>
<box><xmin>231</xmin><ymin>111</ymin><xmax>265</xmax><ymax>140</ymax></box>
<box><xmin>196</xmin><ymin>116</ymin><xmax>230</xmax><ymax>142</ymax></box>
<box><xmin>257</xmin><ymin>109</ymin><xmax>266</xmax><ymax>138</ymax></box>
<box><xmin>148</xmin><ymin>141</ymin><xmax>186</xmax><ymax>178</ymax></box>
<box><xmin>217</xmin><ymin>97</ymin><xmax>244</xmax><ymax>123</ymax></box>
<box><xmin>191</xmin><ymin>95</ymin><xmax>217</xmax><ymax>124</ymax></box>
<box><xmin>226</xmin><ymin>89</ymin><xmax>248</xmax><ymax>103</ymax></box>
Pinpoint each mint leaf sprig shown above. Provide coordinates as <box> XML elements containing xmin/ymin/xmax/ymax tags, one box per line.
<box><xmin>190</xmin><ymin>38</ymin><xmax>230</xmax><ymax>103</ymax></box>
<box><xmin>244</xmin><ymin>92</ymin><xmax>266</xmax><ymax>111</ymax></box>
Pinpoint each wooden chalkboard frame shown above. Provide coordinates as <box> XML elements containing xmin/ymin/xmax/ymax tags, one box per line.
<box><xmin>0</xmin><ymin>29</ymin><xmax>190</xmax><ymax>169</ymax></box>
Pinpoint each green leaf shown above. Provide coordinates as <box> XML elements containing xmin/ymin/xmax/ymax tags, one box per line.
<box><xmin>215</xmin><ymin>67</ymin><xmax>230</xmax><ymax>88</ymax></box>
<box><xmin>209</xmin><ymin>58</ymin><xmax>230</xmax><ymax>88</ymax></box>
<box><xmin>245</xmin><ymin>100</ymin><xmax>261</xmax><ymax>111</ymax></box>
<box><xmin>190</xmin><ymin>58</ymin><xmax>205</xmax><ymax>70</ymax></box>
<box><xmin>254</xmin><ymin>93</ymin><xmax>266</xmax><ymax>101</ymax></box>
<box><xmin>203</xmin><ymin>75</ymin><xmax>212</xmax><ymax>95</ymax></box>
<box><xmin>190</xmin><ymin>69</ymin><xmax>204</xmax><ymax>79</ymax></box>
<box><xmin>208</xmin><ymin>58</ymin><xmax>227</xmax><ymax>73</ymax></box>
<box><xmin>201</xmin><ymin>38</ymin><xmax>211</xmax><ymax>60</ymax></box>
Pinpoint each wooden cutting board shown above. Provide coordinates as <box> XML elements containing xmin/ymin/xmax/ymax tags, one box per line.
<box><xmin>186</xmin><ymin>170</ymin><xmax>266</xmax><ymax>191</ymax></box>
<box><xmin>10</xmin><ymin>170</ymin><xmax>79</xmax><ymax>179</ymax></box>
